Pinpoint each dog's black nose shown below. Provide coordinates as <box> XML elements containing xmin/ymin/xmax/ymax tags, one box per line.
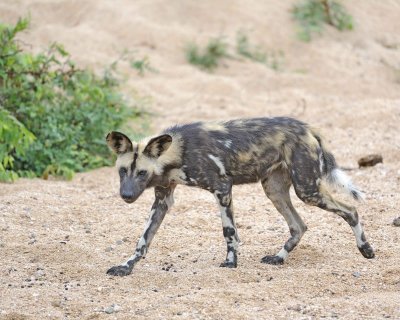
<box><xmin>121</xmin><ymin>193</ymin><xmax>134</xmax><ymax>203</ymax></box>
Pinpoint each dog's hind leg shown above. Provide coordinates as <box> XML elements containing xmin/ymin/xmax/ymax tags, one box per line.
<box><xmin>261</xmin><ymin>168</ymin><xmax>307</xmax><ymax>265</ymax></box>
<box><xmin>290</xmin><ymin>146</ymin><xmax>375</xmax><ymax>260</ymax></box>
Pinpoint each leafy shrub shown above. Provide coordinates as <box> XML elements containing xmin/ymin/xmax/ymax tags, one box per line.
<box><xmin>292</xmin><ymin>0</ymin><xmax>353</xmax><ymax>42</ymax></box>
<box><xmin>130</xmin><ymin>56</ymin><xmax>156</xmax><ymax>76</ymax></box>
<box><xmin>186</xmin><ymin>34</ymin><xmax>284</xmax><ymax>71</ymax></box>
<box><xmin>236</xmin><ymin>31</ymin><xmax>284</xmax><ymax>70</ymax></box>
<box><xmin>236</xmin><ymin>32</ymin><xmax>266</xmax><ymax>63</ymax></box>
<box><xmin>185</xmin><ymin>37</ymin><xmax>229</xmax><ymax>71</ymax></box>
<box><xmin>0</xmin><ymin>18</ymin><xmax>139</xmax><ymax>181</ymax></box>
<box><xmin>0</xmin><ymin>108</ymin><xmax>35</xmax><ymax>181</ymax></box>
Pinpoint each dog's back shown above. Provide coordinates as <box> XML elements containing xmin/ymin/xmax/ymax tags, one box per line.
<box><xmin>166</xmin><ymin>117</ymin><xmax>317</xmax><ymax>186</ymax></box>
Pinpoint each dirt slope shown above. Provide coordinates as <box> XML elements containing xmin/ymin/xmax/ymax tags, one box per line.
<box><xmin>0</xmin><ymin>1</ymin><xmax>399</xmax><ymax>319</ymax></box>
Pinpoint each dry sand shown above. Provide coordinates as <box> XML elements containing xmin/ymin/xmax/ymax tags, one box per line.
<box><xmin>0</xmin><ymin>1</ymin><xmax>399</xmax><ymax>319</ymax></box>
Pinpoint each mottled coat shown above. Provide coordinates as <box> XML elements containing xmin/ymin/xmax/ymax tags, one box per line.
<box><xmin>105</xmin><ymin>117</ymin><xmax>374</xmax><ymax>276</ymax></box>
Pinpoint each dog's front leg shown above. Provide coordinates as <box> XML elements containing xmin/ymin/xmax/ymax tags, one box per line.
<box><xmin>214</xmin><ymin>180</ymin><xmax>240</xmax><ymax>268</ymax></box>
<box><xmin>107</xmin><ymin>185</ymin><xmax>175</xmax><ymax>276</ymax></box>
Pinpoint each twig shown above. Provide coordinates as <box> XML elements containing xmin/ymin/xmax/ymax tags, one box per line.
<box><xmin>321</xmin><ymin>0</ymin><xmax>335</xmax><ymax>26</ymax></box>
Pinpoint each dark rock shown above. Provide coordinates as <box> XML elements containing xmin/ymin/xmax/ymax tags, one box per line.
<box><xmin>393</xmin><ymin>217</ymin><xmax>400</xmax><ymax>227</ymax></box>
<box><xmin>358</xmin><ymin>154</ymin><xmax>383</xmax><ymax>167</ymax></box>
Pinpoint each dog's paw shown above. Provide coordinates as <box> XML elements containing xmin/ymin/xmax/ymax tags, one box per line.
<box><xmin>261</xmin><ymin>255</ymin><xmax>284</xmax><ymax>265</ymax></box>
<box><xmin>219</xmin><ymin>260</ymin><xmax>237</xmax><ymax>268</ymax></box>
<box><xmin>106</xmin><ymin>265</ymin><xmax>132</xmax><ymax>277</ymax></box>
<box><xmin>358</xmin><ymin>243</ymin><xmax>375</xmax><ymax>259</ymax></box>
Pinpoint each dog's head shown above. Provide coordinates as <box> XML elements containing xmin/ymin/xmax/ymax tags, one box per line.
<box><xmin>106</xmin><ymin>131</ymin><xmax>173</xmax><ymax>203</ymax></box>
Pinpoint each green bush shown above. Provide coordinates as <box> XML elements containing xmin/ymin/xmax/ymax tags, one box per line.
<box><xmin>185</xmin><ymin>37</ymin><xmax>229</xmax><ymax>71</ymax></box>
<box><xmin>292</xmin><ymin>0</ymin><xmax>353</xmax><ymax>42</ymax></box>
<box><xmin>0</xmin><ymin>18</ymin><xmax>139</xmax><ymax>181</ymax></box>
<box><xmin>0</xmin><ymin>108</ymin><xmax>35</xmax><ymax>181</ymax></box>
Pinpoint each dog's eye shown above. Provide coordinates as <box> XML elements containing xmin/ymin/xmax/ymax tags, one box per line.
<box><xmin>119</xmin><ymin>167</ymin><xmax>128</xmax><ymax>177</ymax></box>
<box><xmin>137</xmin><ymin>170</ymin><xmax>147</xmax><ymax>177</ymax></box>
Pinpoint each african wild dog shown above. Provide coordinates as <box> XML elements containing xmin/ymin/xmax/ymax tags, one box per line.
<box><xmin>105</xmin><ymin>117</ymin><xmax>374</xmax><ymax>276</ymax></box>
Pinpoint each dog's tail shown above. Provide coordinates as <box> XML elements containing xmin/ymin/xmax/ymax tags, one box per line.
<box><xmin>312</xmin><ymin>130</ymin><xmax>364</xmax><ymax>201</ymax></box>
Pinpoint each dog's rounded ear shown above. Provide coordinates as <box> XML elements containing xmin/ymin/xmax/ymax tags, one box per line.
<box><xmin>143</xmin><ymin>134</ymin><xmax>172</xmax><ymax>158</ymax></box>
<box><xmin>106</xmin><ymin>131</ymin><xmax>133</xmax><ymax>154</ymax></box>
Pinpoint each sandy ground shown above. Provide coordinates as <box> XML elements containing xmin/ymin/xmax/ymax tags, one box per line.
<box><xmin>1</xmin><ymin>1</ymin><xmax>400</xmax><ymax>319</ymax></box>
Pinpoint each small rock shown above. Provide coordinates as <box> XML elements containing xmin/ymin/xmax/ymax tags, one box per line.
<box><xmin>115</xmin><ymin>240</ymin><xmax>123</xmax><ymax>245</ymax></box>
<box><xmin>36</xmin><ymin>269</ymin><xmax>46</xmax><ymax>278</ymax></box>
<box><xmin>8</xmin><ymin>267</ymin><xmax>17</xmax><ymax>274</ymax></box>
<box><xmin>105</xmin><ymin>246</ymin><xmax>114</xmax><ymax>252</ymax></box>
<box><xmin>104</xmin><ymin>307</ymin><xmax>113</xmax><ymax>314</ymax></box>
<box><xmin>393</xmin><ymin>217</ymin><xmax>400</xmax><ymax>227</ymax></box>
<box><xmin>358</xmin><ymin>154</ymin><xmax>383</xmax><ymax>167</ymax></box>
<box><xmin>84</xmin><ymin>226</ymin><xmax>92</xmax><ymax>234</ymax></box>
<box><xmin>352</xmin><ymin>271</ymin><xmax>361</xmax><ymax>278</ymax></box>
<box><xmin>29</xmin><ymin>232</ymin><xmax>36</xmax><ymax>239</ymax></box>
<box><xmin>112</xmin><ymin>305</ymin><xmax>121</xmax><ymax>312</ymax></box>
<box><xmin>104</xmin><ymin>304</ymin><xmax>121</xmax><ymax>314</ymax></box>
<box><xmin>51</xmin><ymin>300</ymin><xmax>62</xmax><ymax>308</ymax></box>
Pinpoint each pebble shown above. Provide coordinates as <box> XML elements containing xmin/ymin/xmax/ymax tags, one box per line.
<box><xmin>51</xmin><ymin>301</ymin><xmax>62</xmax><ymax>308</ymax></box>
<box><xmin>105</xmin><ymin>246</ymin><xmax>114</xmax><ymax>252</ymax></box>
<box><xmin>393</xmin><ymin>217</ymin><xmax>400</xmax><ymax>227</ymax></box>
<box><xmin>36</xmin><ymin>269</ymin><xmax>46</xmax><ymax>278</ymax></box>
<box><xmin>115</xmin><ymin>240</ymin><xmax>123</xmax><ymax>245</ymax></box>
<box><xmin>84</xmin><ymin>225</ymin><xmax>92</xmax><ymax>234</ymax></box>
<box><xmin>104</xmin><ymin>304</ymin><xmax>121</xmax><ymax>314</ymax></box>
<box><xmin>352</xmin><ymin>271</ymin><xmax>361</xmax><ymax>278</ymax></box>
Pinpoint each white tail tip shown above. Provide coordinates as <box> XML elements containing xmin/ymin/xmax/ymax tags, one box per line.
<box><xmin>328</xmin><ymin>169</ymin><xmax>365</xmax><ymax>201</ymax></box>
